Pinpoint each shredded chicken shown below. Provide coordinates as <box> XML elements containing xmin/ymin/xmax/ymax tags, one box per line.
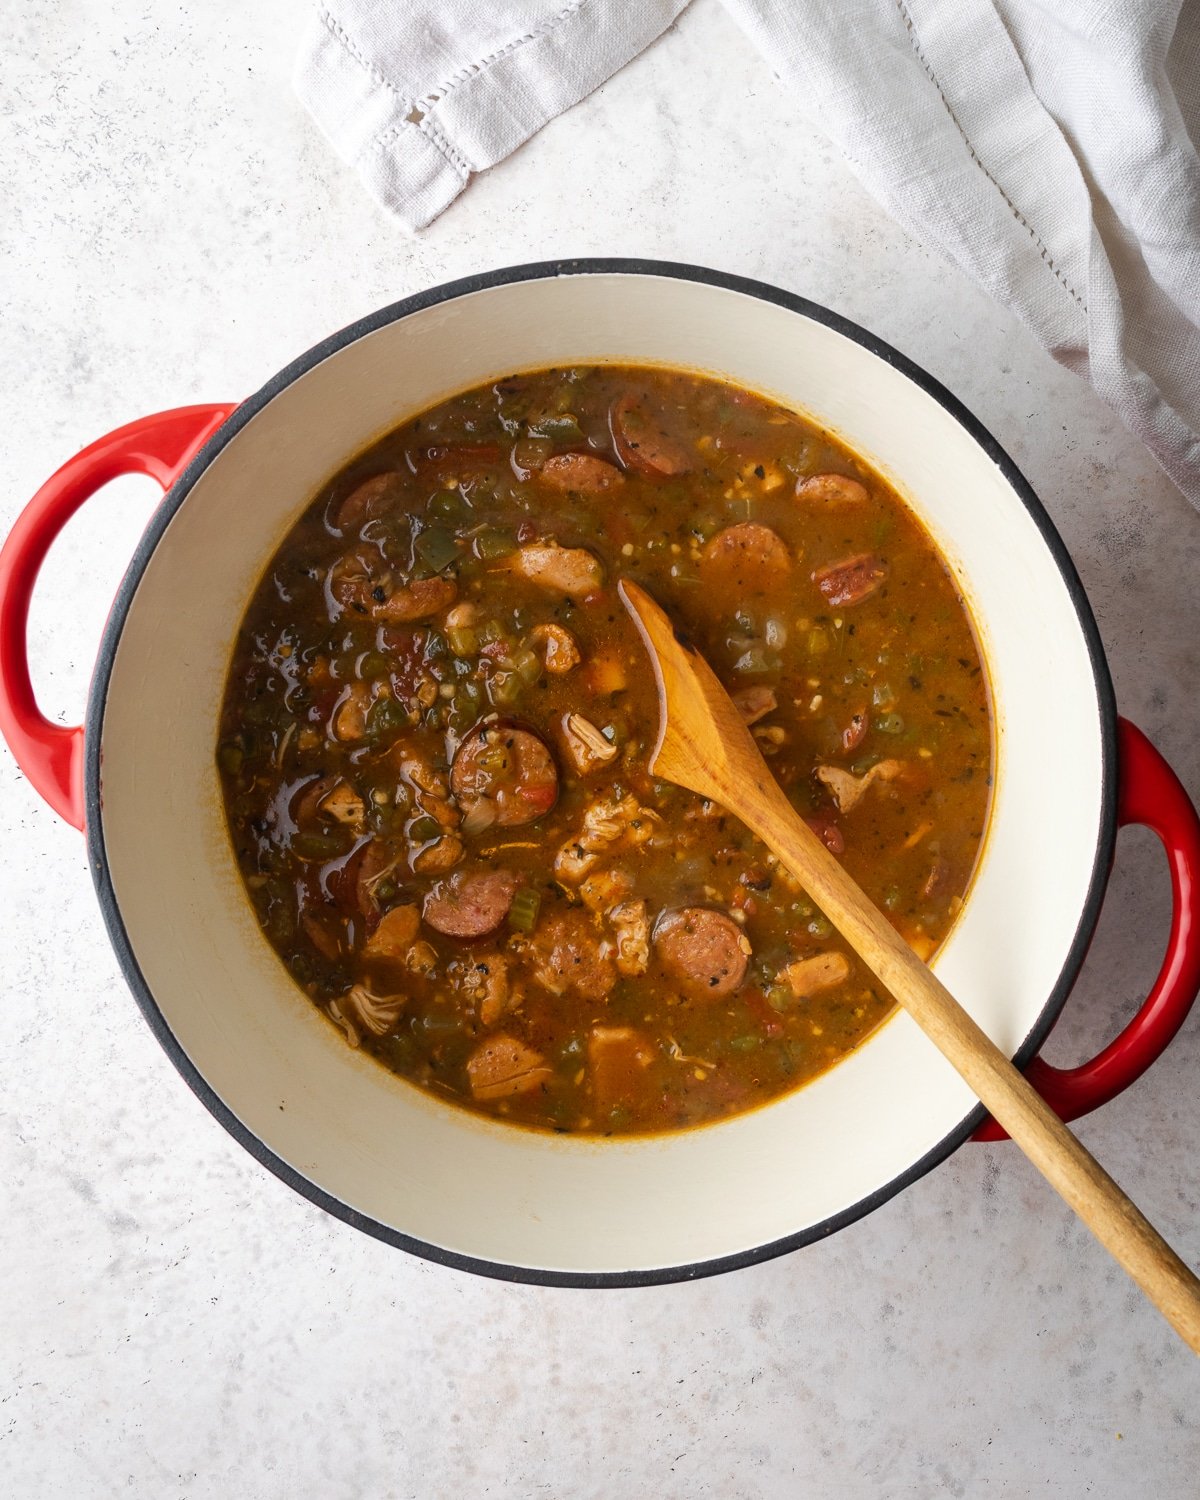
<box><xmin>779</xmin><ymin>951</ymin><xmax>851</xmax><ymax>1001</ymax></box>
<box><xmin>608</xmin><ymin>899</ymin><xmax>650</xmax><ymax>978</ymax></box>
<box><xmin>466</xmin><ymin>1035</ymin><xmax>551</xmax><ymax>1101</ymax></box>
<box><xmin>554</xmin><ymin>794</ymin><xmax>663</xmax><ymax>883</ymax></box>
<box><xmin>816</xmin><ymin>758</ymin><xmax>905</xmax><ymax>813</ymax></box>
<box><xmin>529</xmin><ymin>623</ymin><xmax>581</xmax><ymax>674</ymax></box>
<box><xmin>412</xmin><ymin>833</ymin><xmax>464</xmax><ymax>874</ymax></box>
<box><xmin>560</xmin><ymin>713</ymin><xmax>619</xmax><ymax>776</ymax></box>
<box><xmin>398</xmin><ymin>753</ymin><xmax>450</xmax><ymax>800</ymax></box>
<box><xmin>453</xmin><ymin>954</ymin><xmax>514</xmax><ymax>1027</ymax></box>
<box><xmin>317</xmin><ymin>780</ymin><xmax>365</xmax><ymax>829</ymax></box>
<box><xmin>328</xmin><ymin>983</ymin><xmax>406</xmax><ymax>1047</ymax></box>
<box><xmin>405</xmin><ymin>939</ymin><xmax>438</xmax><ymax>976</ymax></box>
<box><xmin>333</xmin><ymin>681</ymin><xmax>373</xmax><ymax>741</ymax></box>
<box><xmin>508</xmin><ymin>541</ymin><xmax>604</xmax><ymax>600</ymax></box>
<box><xmin>363</xmin><ymin>904</ymin><xmax>420</xmax><ymax>962</ymax></box>
<box><xmin>732</xmin><ymin>685</ymin><xmax>777</xmax><ymax>726</ymax></box>
<box><xmin>579</xmin><ymin>867</ymin><xmax>636</xmax><ymax>913</ymax></box>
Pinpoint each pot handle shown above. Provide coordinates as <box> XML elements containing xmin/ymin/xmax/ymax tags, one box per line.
<box><xmin>974</xmin><ymin>717</ymin><xmax>1200</xmax><ymax>1141</ymax></box>
<box><xmin>0</xmin><ymin>405</ymin><xmax>238</xmax><ymax>828</ymax></box>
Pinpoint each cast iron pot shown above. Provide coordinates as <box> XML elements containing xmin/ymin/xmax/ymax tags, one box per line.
<box><xmin>3</xmin><ymin>261</ymin><xmax>1199</xmax><ymax>1286</ymax></box>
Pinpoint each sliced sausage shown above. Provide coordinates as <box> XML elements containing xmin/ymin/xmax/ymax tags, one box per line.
<box><xmin>509</xmin><ymin>541</ymin><xmax>605</xmax><ymax>600</ymax></box>
<box><xmin>525</xmin><ymin>909</ymin><xmax>616</xmax><ymax>1003</ymax></box>
<box><xmin>701</xmin><ymin>523</ymin><xmax>790</xmax><ymax>591</ymax></box>
<box><xmin>451</xmin><ymin>721</ymin><xmax>559</xmax><ymax>827</ymax></box>
<box><xmin>813</xmin><ymin>552</ymin><xmax>887</xmax><ymax>607</ymax></box>
<box><xmin>466</xmin><ymin>1035</ymin><xmax>551</xmax><ymax>1101</ymax></box>
<box><xmin>653</xmin><ymin>907</ymin><xmax>751</xmax><ymax>999</ymax></box>
<box><xmin>335</xmin><ymin>471</ymin><xmax>405</xmax><ymax>531</ymax></box>
<box><xmin>422</xmin><ymin>869</ymin><xmax>519</xmax><ymax>940</ymax></box>
<box><xmin>537</xmin><ymin>452</ymin><xmax>625</xmax><ymax>494</ymax></box>
<box><xmin>796</xmin><ymin>473</ymin><xmax>870</xmax><ymax>506</ymax></box>
<box><xmin>610</xmin><ymin>395</ymin><xmax>692</xmax><ymax>477</ymax></box>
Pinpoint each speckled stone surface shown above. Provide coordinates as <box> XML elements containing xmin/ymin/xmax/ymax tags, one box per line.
<box><xmin>3</xmin><ymin>3</ymin><xmax>1199</xmax><ymax>1495</ymax></box>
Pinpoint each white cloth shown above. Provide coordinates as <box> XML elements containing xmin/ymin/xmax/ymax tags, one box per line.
<box><xmin>296</xmin><ymin>0</ymin><xmax>1200</xmax><ymax>506</ymax></box>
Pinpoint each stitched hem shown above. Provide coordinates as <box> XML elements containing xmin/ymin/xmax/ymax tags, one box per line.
<box><xmin>894</xmin><ymin>0</ymin><xmax>1088</xmax><ymax>313</ymax></box>
<box><xmin>295</xmin><ymin>11</ymin><xmax>468</xmax><ymax>231</ymax></box>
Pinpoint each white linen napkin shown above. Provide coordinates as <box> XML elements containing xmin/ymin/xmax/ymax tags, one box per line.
<box><xmin>295</xmin><ymin>0</ymin><xmax>1200</xmax><ymax>507</ymax></box>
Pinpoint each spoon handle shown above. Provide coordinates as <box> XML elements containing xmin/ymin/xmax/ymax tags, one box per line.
<box><xmin>731</xmin><ymin>767</ymin><xmax>1200</xmax><ymax>1355</ymax></box>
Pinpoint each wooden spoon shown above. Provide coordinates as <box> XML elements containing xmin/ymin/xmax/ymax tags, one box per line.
<box><xmin>619</xmin><ymin>577</ymin><xmax>1200</xmax><ymax>1353</ymax></box>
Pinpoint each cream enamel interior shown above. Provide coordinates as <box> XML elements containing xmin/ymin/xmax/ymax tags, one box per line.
<box><xmin>97</xmin><ymin>273</ymin><xmax>1105</xmax><ymax>1275</ymax></box>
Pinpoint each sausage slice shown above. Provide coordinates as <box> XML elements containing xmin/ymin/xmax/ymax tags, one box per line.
<box><xmin>701</xmin><ymin>523</ymin><xmax>790</xmax><ymax>591</ymax></box>
<box><xmin>610</xmin><ymin>395</ymin><xmax>692</xmax><ymax>477</ymax></box>
<box><xmin>335</xmin><ymin>471</ymin><xmax>405</xmax><ymax>531</ymax></box>
<box><xmin>795</xmin><ymin>473</ymin><xmax>870</xmax><ymax>506</ymax></box>
<box><xmin>654</xmin><ymin>907</ymin><xmax>751</xmax><ymax>999</ymax></box>
<box><xmin>538</xmin><ymin>453</ymin><xmax>625</xmax><ymax>494</ymax></box>
<box><xmin>423</xmin><ymin>869</ymin><xmax>519</xmax><ymax>940</ymax></box>
<box><xmin>525</xmin><ymin>909</ymin><xmax>616</xmax><ymax>1003</ymax></box>
<box><xmin>812</xmin><ymin>553</ymin><xmax>887</xmax><ymax>607</ymax></box>
<box><xmin>451</xmin><ymin>721</ymin><xmax>559</xmax><ymax>827</ymax></box>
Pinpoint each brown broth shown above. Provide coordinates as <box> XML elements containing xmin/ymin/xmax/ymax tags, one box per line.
<box><xmin>217</xmin><ymin>365</ymin><xmax>992</xmax><ymax>1135</ymax></box>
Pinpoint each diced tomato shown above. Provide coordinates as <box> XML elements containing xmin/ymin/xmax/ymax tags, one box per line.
<box><xmin>742</xmin><ymin>987</ymin><xmax>785</xmax><ymax>1039</ymax></box>
<box><xmin>517</xmin><ymin>782</ymin><xmax>558</xmax><ymax>814</ymax></box>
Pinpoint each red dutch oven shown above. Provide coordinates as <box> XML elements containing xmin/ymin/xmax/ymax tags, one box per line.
<box><xmin>2</xmin><ymin>262</ymin><xmax>1198</xmax><ymax>1284</ymax></box>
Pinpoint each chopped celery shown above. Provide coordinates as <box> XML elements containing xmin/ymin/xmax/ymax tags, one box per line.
<box><xmin>513</xmin><ymin>647</ymin><xmax>542</xmax><ymax>684</ymax></box>
<box><xmin>489</xmin><ymin>671</ymin><xmax>525</xmax><ymax>707</ymax></box>
<box><xmin>508</xmin><ymin>886</ymin><xmax>542</xmax><ymax>933</ymax></box>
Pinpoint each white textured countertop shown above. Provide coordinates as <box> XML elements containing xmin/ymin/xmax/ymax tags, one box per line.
<box><xmin>3</xmin><ymin>3</ymin><xmax>1199</xmax><ymax>1495</ymax></box>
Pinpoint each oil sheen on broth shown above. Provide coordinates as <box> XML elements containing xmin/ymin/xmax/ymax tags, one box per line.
<box><xmin>217</xmin><ymin>366</ymin><xmax>992</xmax><ymax>1135</ymax></box>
